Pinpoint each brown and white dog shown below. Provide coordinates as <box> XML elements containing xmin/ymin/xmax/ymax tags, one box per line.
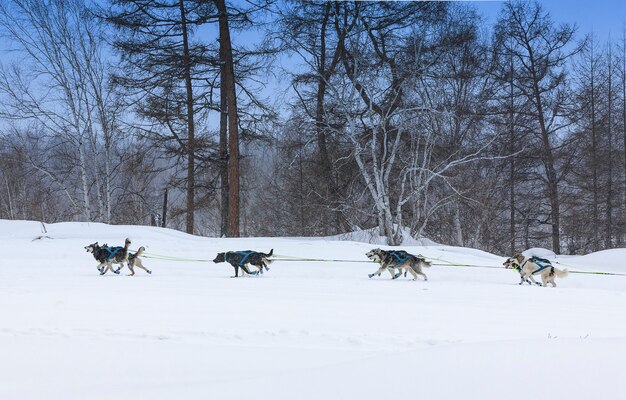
<box><xmin>503</xmin><ymin>254</ymin><xmax>568</xmax><ymax>287</ymax></box>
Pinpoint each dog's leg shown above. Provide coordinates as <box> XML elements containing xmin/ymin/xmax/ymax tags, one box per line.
<box><xmin>368</xmin><ymin>265</ymin><xmax>386</xmax><ymax>278</ymax></box>
<box><xmin>233</xmin><ymin>264</ymin><xmax>240</xmax><ymax>278</ymax></box>
<box><xmin>127</xmin><ymin>263</ymin><xmax>135</xmax><ymax>276</ymax></box>
<box><xmin>407</xmin><ymin>267</ymin><xmax>422</xmax><ymax>281</ymax></box>
<box><xmin>404</xmin><ymin>267</ymin><xmax>417</xmax><ymax>280</ymax></box>
<box><xmin>241</xmin><ymin>264</ymin><xmax>258</xmax><ymax>276</ymax></box>
<box><xmin>135</xmin><ymin>259</ymin><xmax>151</xmax><ymax>274</ymax></box>
<box><xmin>549</xmin><ymin>276</ymin><xmax>557</xmax><ymax>287</ymax></box>
<box><xmin>390</xmin><ymin>268</ymin><xmax>401</xmax><ymax>279</ymax></box>
<box><xmin>101</xmin><ymin>262</ymin><xmax>112</xmax><ymax>275</ymax></box>
<box><xmin>253</xmin><ymin>263</ymin><xmax>263</xmax><ymax>274</ymax></box>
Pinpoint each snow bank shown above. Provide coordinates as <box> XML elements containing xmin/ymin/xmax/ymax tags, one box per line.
<box><xmin>522</xmin><ymin>247</ymin><xmax>557</xmax><ymax>259</ymax></box>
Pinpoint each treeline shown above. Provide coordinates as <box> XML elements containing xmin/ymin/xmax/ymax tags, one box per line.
<box><xmin>0</xmin><ymin>0</ymin><xmax>624</xmax><ymax>255</ymax></box>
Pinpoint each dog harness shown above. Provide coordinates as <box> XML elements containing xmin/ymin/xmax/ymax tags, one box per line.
<box><xmin>388</xmin><ymin>251</ymin><xmax>412</xmax><ymax>268</ymax></box>
<box><xmin>530</xmin><ymin>257</ymin><xmax>553</xmax><ymax>275</ymax></box>
<box><xmin>103</xmin><ymin>246</ymin><xmax>122</xmax><ymax>261</ymax></box>
<box><xmin>232</xmin><ymin>251</ymin><xmax>254</xmax><ymax>266</ymax></box>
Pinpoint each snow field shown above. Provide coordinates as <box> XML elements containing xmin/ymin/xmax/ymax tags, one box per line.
<box><xmin>1</xmin><ymin>220</ymin><xmax>625</xmax><ymax>399</ymax></box>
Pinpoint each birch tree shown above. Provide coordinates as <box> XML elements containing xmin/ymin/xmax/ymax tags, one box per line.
<box><xmin>0</xmin><ymin>0</ymin><xmax>124</xmax><ymax>222</ymax></box>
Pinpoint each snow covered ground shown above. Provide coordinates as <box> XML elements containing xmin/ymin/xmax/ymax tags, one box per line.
<box><xmin>1</xmin><ymin>219</ymin><xmax>626</xmax><ymax>399</ymax></box>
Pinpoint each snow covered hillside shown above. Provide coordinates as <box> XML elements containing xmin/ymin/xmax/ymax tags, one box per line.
<box><xmin>1</xmin><ymin>220</ymin><xmax>626</xmax><ymax>400</ymax></box>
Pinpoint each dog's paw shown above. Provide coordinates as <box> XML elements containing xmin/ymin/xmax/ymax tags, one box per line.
<box><xmin>147</xmin><ymin>270</ymin><xmax>152</xmax><ymax>274</ymax></box>
<box><xmin>392</xmin><ymin>272</ymin><xmax>401</xmax><ymax>280</ymax></box>
<box><xmin>368</xmin><ymin>274</ymin><xmax>374</xmax><ymax>278</ymax></box>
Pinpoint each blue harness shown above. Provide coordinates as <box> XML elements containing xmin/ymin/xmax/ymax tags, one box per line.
<box><xmin>530</xmin><ymin>257</ymin><xmax>553</xmax><ymax>274</ymax></box>
<box><xmin>104</xmin><ymin>246</ymin><xmax>122</xmax><ymax>261</ymax></box>
<box><xmin>233</xmin><ymin>251</ymin><xmax>254</xmax><ymax>266</ymax></box>
<box><xmin>388</xmin><ymin>251</ymin><xmax>412</xmax><ymax>268</ymax></box>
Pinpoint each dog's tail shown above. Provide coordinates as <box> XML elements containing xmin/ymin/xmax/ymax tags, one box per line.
<box><xmin>263</xmin><ymin>248</ymin><xmax>274</xmax><ymax>264</ymax></box>
<box><xmin>553</xmin><ymin>267</ymin><xmax>568</xmax><ymax>278</ymax></box>
<box><xmin>135</xmin><ymin>246</ymin><xmax>145</xmax><ymax>257</ymax></box>
<box><xmin>414</xmin><ymin>257</ymin><xmax>431</xmax><ymax>268</ymax></box>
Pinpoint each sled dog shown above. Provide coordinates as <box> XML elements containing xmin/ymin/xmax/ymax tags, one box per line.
<box><xmin>213</xmin><ymin>249</ymin><xmax>274</xmax><ymax>278</ymax></box>
<box><xmin>127</xmin><ymin>246</ymin><xmax>152</xmax><ymax>276</ymax></box>
<box><xmin>366</xmin><ymin>248</ymin><xmax>431</xmax><ymax>281</ymax></box>
<box><xmin>503</xmin><ymin>254</ymin><xmax>568</xmax><ymax>287</ymax></box>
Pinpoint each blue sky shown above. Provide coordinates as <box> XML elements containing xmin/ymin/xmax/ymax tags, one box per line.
<box><xmin>474</xmin><ymin>0</ymin><xmax>626</xmax><ymax>42</ymax></box>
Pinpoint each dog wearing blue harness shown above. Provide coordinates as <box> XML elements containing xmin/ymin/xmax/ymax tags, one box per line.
<box><xmin>213</xmin><ymin>249</ymin><xmax>273</xmax><ymax>278</ymax></box>
<box><xmin>84</xmin><ymin>238</ymin><xmax>132</xmax><ymax>275</ymax></box>
<box><xmin>504</xmin><ymin>254</ymin><xmax>568</xmax><ymax>287</ymax></box>
<box><xmin>366</xmin><ymin>248</ymin><xmax>430</xmax><ymax>281</ymax></box>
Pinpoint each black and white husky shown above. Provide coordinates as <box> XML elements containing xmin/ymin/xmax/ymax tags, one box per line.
<box><xmin>84</xmin><ymin>238</ymin><xmax>132</xmax><ymax>275</ymax></box>
<box><xmin>366</xmin><ymin>248</ymin><xmax>431</xmax><ymax>281</ymax></box>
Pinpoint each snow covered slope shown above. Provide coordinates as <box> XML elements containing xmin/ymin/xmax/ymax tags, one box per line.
<box><xmin>1</xmin><ymin>220</ymin><xmax>626</xmax><ymax>400</ymax></box>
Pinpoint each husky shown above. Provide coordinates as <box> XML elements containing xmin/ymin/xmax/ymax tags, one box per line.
<box><xmin>127</xmin><ymin>246</ymin><xmax>152</xmax><ymax>276</ymax></box>
<box><xmin>213</xmin><ymin>249</ymin><xmax>274</xmax><ymax>278</ymax></box>
<box><xmin>84</xmin><ymin>238</ymin><xmax>132</xmax><ymax>275</ymax></box>
<box><xmin>365</xmin><ymin>248</ymin><xmax>431</xmax><ymax>281</ymax></box>
<box><xmin>503</xmin><ymin>254</ymin><xmax>568</xmax><ymax>287</ymax></box>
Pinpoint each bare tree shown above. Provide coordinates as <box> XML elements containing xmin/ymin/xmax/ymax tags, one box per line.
<box><xmin>495</xmin><ymin>0</ymin><xmax>585</xmax><ymax>253</ymax></box>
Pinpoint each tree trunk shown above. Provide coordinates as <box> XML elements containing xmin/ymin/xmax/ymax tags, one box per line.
<box><xmin>606</xmin><ymin>45</ymin><xmax>614</xmax><ymax>247</ymax></box>
<box><xmin>78</xmin><ymin>140</ymin><xmax>91</xmax><ymax>221</ymax></box>
<box><xmin>509</xmin><ymin>53</ymin><xmax>516</xmax><ymax>255</ymax></box>
<box><xmin>179</xmin><ymin>0</ymin><xmax>195</xmax><ymax>235</ymax></box>
<box><xmin>219</xmin><ymin>59</ymin><xmax>229</xmax><ymax>237</ymax></box>
<box><xmin>453</xmin><ymin>203</ymin><xmax>463</xmax><ymax>247</ymax></box>
<box><xmin>591</xmin><ymin>51</ymin><xmax>599</xmax><ymax>251</ymax></box>
<box><xmin>315</xmin><ymin>3</ymin><xmax>339</xmax><ymax>234</ymax></box>
<box><xmin>529</xmin><ymin>52</ymin><xmax>561</xmax><ymax>254</ymax></box>
<box><xmin>216</xmin><ymin>0</ymin><xmax>240</xmax><ymax>237</ymax></box>
<box><xmin>162</xmin><ymin>188</ymin><xmax>168</xmax><ymax>228</ymax></box>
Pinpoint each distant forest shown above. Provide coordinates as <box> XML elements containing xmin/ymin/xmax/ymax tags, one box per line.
<box><xmin>0</xmin><ymin>0</ymin><xmax>624</xmax><ymax>255</ymax></box>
